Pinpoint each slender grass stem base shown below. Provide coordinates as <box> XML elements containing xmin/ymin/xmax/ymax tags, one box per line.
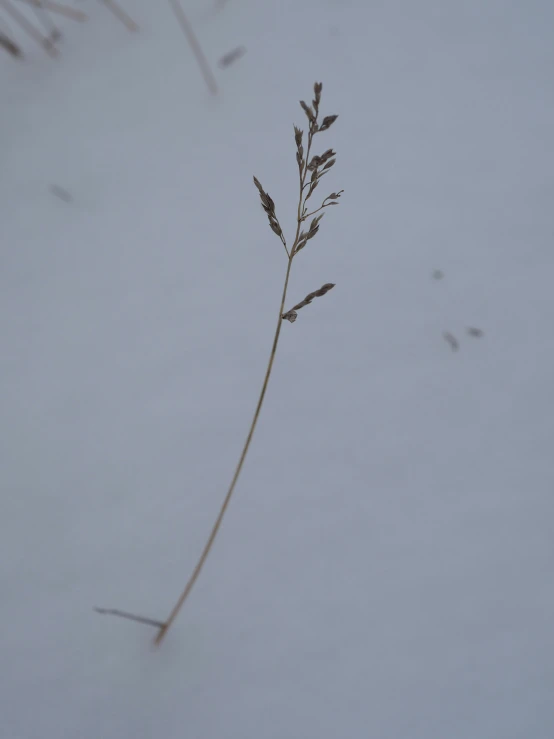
<box><xmin>154</xmin><ymin>256</ymin><xmax>294</xmax><ymax>645</ymax></box>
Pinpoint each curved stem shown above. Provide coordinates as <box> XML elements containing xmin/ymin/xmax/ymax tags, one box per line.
<box><xmin>155</xmin><ymin>257</ymin><xmax>294</xmax><ymax>645</ymax></box>
<box><xmin>155</xmin><ymin>119</ymin><xmax>317</xmax><ymax>646</ymax></box>
<box><xmin>301</xmin><ymin>204</ymin><xmax>328</xmax><ymax>221</ymax></box>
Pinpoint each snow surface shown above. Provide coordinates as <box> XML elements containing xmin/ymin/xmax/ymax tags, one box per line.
<box><xmin>2</xmin><ymin>1</ymin><xmax>554</xmax><ymax>737</ymax></box>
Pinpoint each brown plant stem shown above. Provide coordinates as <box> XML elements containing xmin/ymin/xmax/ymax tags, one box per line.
<box><xmin>169</xmin><ymin>0</ymin><xmax>217</xmax><ymax>96</ymax></box>
<box><xmin>96</xmin><ymin>255</ymin><xmax>296</xmax><ymax>644</ymax></box>
<box><xmin>94</xmin><ymin>84</ymin><xmax>341</xmax><ymax>646</ymax></box>
<box><xmin>0</xmin><ymin>0</ymin><xmax>58</xmax><ymax>56</ymax></box>
<box><xmin>94</xmin><ymin>607</ymin><xmax>165</xmax><ymax>628</ymax></box>
<box><xmin>101</xmin><ymin>0</ymin><xmax>138</xmax><ymax>32</ymax></box>
<box><xmin>153</xmin><ymin>117</ymin><xmax>317</xmax><ymax>647</ymax></box>
<box><xmin>154</xmin><ymin>257</ymin><xmax>294</xmax><ymax>645</ymax></box>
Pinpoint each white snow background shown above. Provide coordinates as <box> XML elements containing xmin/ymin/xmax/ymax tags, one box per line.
<box><xmin>1</xmin><ymin>1</ymin><xmax>554</xmax><ymax>737</ymax></box>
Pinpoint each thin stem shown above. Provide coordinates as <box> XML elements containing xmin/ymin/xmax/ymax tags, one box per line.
<box><xmin>154</xmin><ymin>109</ymin><xmax>318</xmax><ymax>647</ymax></box>
<box><xmin>169</xmin><ymin>0</ymin><xmax>217</xmax><ymax>95</ymax></box>
<box><xmin>0</xmin><ymin>0</ymin><xmax>58</xmax><ymax>56</ymax></box>
<box><xmin>101</xmin><ymin>0</ymin><xmax>138</xmax><ymax>31</ymax></box>
<box><xmin>94</xmin><ymin>607</ymin><xmax>165</xmax><ymax>629</ymax></box>
<box><xmin>291</xmin><ymin>129</ymin><xmax>315</xmax><ymax>257</ymax></box>
<box><xmin>302</xmin><ymin>206</ymin><xmax>325</xmax><ymax>221</ymax></box>
<box><xmin>154</xmin><ymin>256</ymin><xmax>294</xmax><ymax>645</ymax></box>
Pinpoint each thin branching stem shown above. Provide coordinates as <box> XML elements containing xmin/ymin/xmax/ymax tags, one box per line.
<box><xmin>95</xmin><ymin>83</ymin><xmax>341</xmax><ymax>646</ymax></box>
<box><xmin>302</xmin><ymin>206</ymin><xmax>326</xmax><ymax>221</ymax></box>
<box><xmin>154</xmin><ymin>120</ymin><xmax>317</xmax><ymax>647</ymax></box>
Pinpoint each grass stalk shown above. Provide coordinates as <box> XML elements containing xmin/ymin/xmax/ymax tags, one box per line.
<box><xmin>95</xmin><ymin>83</ymin><xmax>342</xmax><ymax>646</ymax></box>
<box><xmin>154</xmin><ymin>256</ymin><xmax>294</xmax><ymax>645</ymax></box>
<box><xmin>169</xmin><ymin>0</ymin><xmax>217</xmax><ymax>95</ymax></box>
<box><xmin>154</xmin><ymin>82</ymin><xmax>341</xmax><ymax>645</ymax></box>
